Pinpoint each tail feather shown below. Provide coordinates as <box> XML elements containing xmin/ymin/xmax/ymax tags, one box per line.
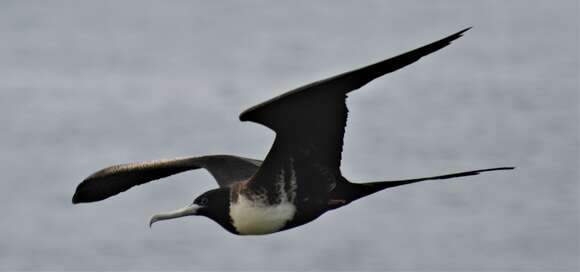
<box><xmin>354</xmin><ymin>167</ymin><xmax>515</xmax><ymax>199</ymax></box>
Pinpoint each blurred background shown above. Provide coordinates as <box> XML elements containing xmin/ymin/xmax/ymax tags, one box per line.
<box><xmin>0</xmin><ymin>1</ymin><xmax>577</xmax><ymax>271</ymax></box>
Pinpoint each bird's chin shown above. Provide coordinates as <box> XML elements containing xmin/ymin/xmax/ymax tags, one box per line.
<box><xmin>149</xmin><ymin>204</ymin><xmax>201</xmax><ymax>227</ymax></box>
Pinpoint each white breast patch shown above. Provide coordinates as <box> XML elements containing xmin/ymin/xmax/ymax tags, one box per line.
<box><xmin>230</xmin><ymin>159</ymin><xmax>298</xmax><ymax>235</ymax></box>
<box><xmin>229</xmin><ymin>194</ymin><xmax>296</xmax><ymax>235</ymax></box>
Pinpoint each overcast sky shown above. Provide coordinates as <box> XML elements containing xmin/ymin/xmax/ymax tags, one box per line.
<box><xmin>0</xmin><ymin>1</ymin><xmax>577</xmax><ymax>271</ymax></box>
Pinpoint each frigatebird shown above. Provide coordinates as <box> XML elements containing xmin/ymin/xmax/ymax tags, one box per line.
<box><xmin>72</xmin><ymin>28</ymin><xmax>513</xmax><ymax>235</ymax></box>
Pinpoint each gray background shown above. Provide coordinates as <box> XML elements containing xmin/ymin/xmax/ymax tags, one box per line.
<box><xmin>1</xmin><ymin>1</ymin><xmax>577</xmax><ymax>271</ymax></box>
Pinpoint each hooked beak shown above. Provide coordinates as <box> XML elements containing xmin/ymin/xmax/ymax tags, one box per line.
<box><xmin>149</xmin><ymin>204</ymin><xmax>201</xmax><ymax>228</ymax></box>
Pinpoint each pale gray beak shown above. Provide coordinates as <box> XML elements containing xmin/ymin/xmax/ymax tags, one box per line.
<box><xmin>149</xmin><ymin>204</ymin><xmax>201</xmax><ymax>227</ymax></box>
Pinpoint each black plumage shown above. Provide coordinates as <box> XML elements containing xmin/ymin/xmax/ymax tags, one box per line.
<box><xmin>72</xmin><ymin>28</ymin><xmax>514</xmax><ymax>235</ymax></box>
<box><xmin>72</xmin><ymin>155</ymin><xmax>262</xmax><ymax>203</ymax></box>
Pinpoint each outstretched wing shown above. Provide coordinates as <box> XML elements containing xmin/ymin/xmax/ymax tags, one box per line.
<box><xmin>239</xmin><ymin>28</ymin><xmax>470</xmax><ymax>197</ymax></box>
<box><xmin>72</xmin><ymin>155</ymin><xmax>262</xmax><ymax>204</ymax></box>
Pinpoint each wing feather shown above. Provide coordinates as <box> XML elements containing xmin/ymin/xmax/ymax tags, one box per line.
<box><xmin>240</xmin><ymin>29</ymin><xmax>470</xmax><ymax>195</ymax></box>
<box><xmin>72</xmin><ymin>155</ymin><xmax>262</xmax><ymax>203</ymax></box>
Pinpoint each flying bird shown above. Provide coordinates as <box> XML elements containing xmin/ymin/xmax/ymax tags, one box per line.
<box><xmin>72</xmin><ymin>28</ymin><xmax>513</xmax><ymax>235</ymax></box>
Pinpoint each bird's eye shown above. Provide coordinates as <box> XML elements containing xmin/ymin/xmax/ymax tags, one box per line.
<box><xmin>199</xmin><ymin>197</ymin><xmax>208</xmax><ymax>205</ymax></box>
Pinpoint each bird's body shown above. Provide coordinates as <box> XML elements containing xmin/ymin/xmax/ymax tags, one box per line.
<box><xmin>72</xmin><ymin>28</ymin><xmax>514</xmax><ymax>235</ymax></box>
<box><xmin>229</xmin><ymin>182</ymin><xmax>297</xmax><ymax>235</ymax></box>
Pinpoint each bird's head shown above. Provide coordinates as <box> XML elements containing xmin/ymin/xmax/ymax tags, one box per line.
<box><xmin>149</xmin><ymin>187</ymin><xmax>234</xmax><ymax>232</ymax></box>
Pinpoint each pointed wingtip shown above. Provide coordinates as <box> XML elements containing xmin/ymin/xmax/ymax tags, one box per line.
<box><xmin>451</xmin><ymin>27</ymin><xmax>472</xmax><ymax>39</ymax></box>
<box><xmin>460</xmin><ymin>26</ymin><xmax>473</xmax><ymax>34</ymax></box>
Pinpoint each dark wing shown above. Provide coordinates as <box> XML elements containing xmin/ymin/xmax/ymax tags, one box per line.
<box><xmin>239</xmin><ymin>28</ymin><xmax>470</xmax><ymax>196</ymax></box>
<box><xmin>72</xmin><ymin>155</ymin><xmax>262</xmax><ymax>204</ymax></box>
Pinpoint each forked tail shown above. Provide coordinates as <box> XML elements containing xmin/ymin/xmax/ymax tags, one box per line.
<box><xmin>351</xmin><ymin>167</ymin><xmax>515</xmax><ymax>200</ymax></box>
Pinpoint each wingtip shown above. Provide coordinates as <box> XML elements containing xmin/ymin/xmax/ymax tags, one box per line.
<box><xmin>238</xmin><ymin>112</ymin><xmax>249</xmax><ymax>122</ymax></box>
<box><xmin>71</xmin><ymin>190</ymin><xmax>83</xmax><ymax>204</ymax></box>
<box><xmin>454</xmin><ymin>27</ymin><xmax>472</xmax><ymax>38</ymax></box>
<box><xmin>429</xmin><ymin>27</ymin><xmax>473</xmax><ymax>49</ymax></box>
<box><xmin>71</xmin><ymin>181</ymin><xmax>88</xmax><ymax>204</ymax></box>
<box><xmin>72</xmin><ymin>188</ymin><xmax>79</xmax><ymax>204</ymax></box>
<box><xmin>71</xmin><ymin>182</ymin><xmax>102</xmax><ymax>204</ymax></box>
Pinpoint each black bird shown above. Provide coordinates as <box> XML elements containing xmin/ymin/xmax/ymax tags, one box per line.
<box><xmin>72</xmin><ymin>28</ymin><xmax>513</xmax><ymax>235</ymax></box>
